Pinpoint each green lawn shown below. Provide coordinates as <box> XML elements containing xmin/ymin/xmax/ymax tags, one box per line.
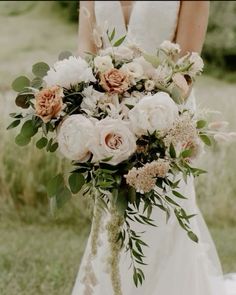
<box><xmin>0</xmin><ymin>2</ymin><xmax>236</xmax><ymax>294</ymax></box>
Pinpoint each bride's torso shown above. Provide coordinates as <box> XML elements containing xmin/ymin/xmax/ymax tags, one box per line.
<box><xmin>94</xmin><ymin>1</ymin><xmax>180</xmax><ymax>53</ymax></box>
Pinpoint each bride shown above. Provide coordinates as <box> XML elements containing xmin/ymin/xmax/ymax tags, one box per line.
<box><xmin>72</xmin><ymin>1</ymin><xmax>232</xmax><ymax>294</ymax></box>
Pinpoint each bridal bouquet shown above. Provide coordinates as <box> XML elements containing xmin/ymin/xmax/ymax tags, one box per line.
<box><xmin>8</xmin><ymin>31</ymin><xmax>235</xmax><ymax>294</ymax></box>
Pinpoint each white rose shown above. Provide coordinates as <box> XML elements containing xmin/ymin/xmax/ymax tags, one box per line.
<box><xmin>160</xmin><ymin>40</ymin><xmax>181</xmax><ymax>55</ymax></box>
<box><xmin>57</xmin><ymin>114</ymin><xmax>95</xmax><ymax>161</ymax></box>
<box><xmin>94</xmin><ymin>55</ymin><xmax>114</xmax><ymax>72</ymax></box>
<box><xmin>100</xmin><ymin>45</ymin><xmax>133</xmax><ymax>61</ymax></box>
<box><xmin>129</xmin><ymin>92</ymin><xmax>178</xmax><ymax>136</ymax></box>
<box><xmin>121</xmin><ymin>62</ymin><xmax>144</xmax><ymax>82</ymax></box>
<box><xmin>88</xmin><ymin>117</ymin><xmax>137</xmax><ymax>165</ymax></box>
<box><xmin>188</xmin><ymin>52</ymin><xmax>204</xmax><ymax>76</ymax></box>
<box><xmin>44</xmin><ymin>56</ymin><xmax>96</xmax><ymax>88</ymax></box>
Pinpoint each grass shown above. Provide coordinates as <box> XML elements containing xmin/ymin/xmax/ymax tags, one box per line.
<box><xmin>0</xmin><ymin>212</ymin><xmax>90</xmax><ymax>295</ymax></box>
<box><xmin>0</xmin><ymin>1</ymin><xmax>236</xmax><ymax>294</ymax></box>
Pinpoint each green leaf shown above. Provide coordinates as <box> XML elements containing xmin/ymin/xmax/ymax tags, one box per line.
<box><xmin>49</xmin><ymin>142</ymin><xmax>58</xmax><ymax>153</ymax></box>
<box><xmin>143</xmin><ymin>53</ymin><xmax>160</xmax><ymax>68</ymax></box>
<box><xmin>196</xmin><ymin>120</ymin><xmax>207</xmax><ymax>129</ymax></box>
<box><xmin>47</xmin><ymin>174</ymin><xmax>64</xmax><ymax>198</ymax></box>
<box><xmin>165</xmin><ymin>196</ymin><xmax>180</xmax><ymax>207</ymax></box>
<box><xmin>36</xmin><ymin>137</ymin><xmax>48</xmax><ymax>149</ymax></box>
<box><xmin>172</xmin><ymin>190</ymin><xmax>187</xmax><ymax>199</ymax></box>
<box><xmin>55</xmin><ymin>186</ymin><xmax>71</xmax><ymax>209</ymax></box>
<box><xmin>113</xmin><ymin>35</ymin><xmax>126</xmax><ymax>47</ymax></box>
<box><xmin>200</xmin><ymin>134</ymin><xmax>212</xmax><ymax>146</ymax></box>
<box><xmin>188</xmin><ymin>231</ymin><xmax>199</xmax><ymax>243</ymax></box>
<box><xmin>169</xmin><ymin>142</ymin><xmax>176</xmax><ymax>158</ymax></box>
<box><xmin>15</xmin><ymin>93</ymin><xmax>33</xmax><ymax>109</ymax></box>
<box><xmin>15</xmin><ymin>134</ymin><xmax>31</xmax><ymax>146</ymax></box>
<box><xmin>58</xmin><ymin>51</ymin><xmax>73</xmax><ymax>61</ymax></box>
<box><xmin>68</xmin><ymin>173</ymin><xmax>85</xmax><ymax>194</ymax></box>
<box><xmin>31</xmin><ymin>77</ymin><xmax>43</xmax><ymax>89</ymax></box>
<box><xmin>109</xmin><ymin>28</ymin><xmax>116</xmax><ymax>41</ymax></box>
<box><xmin>12</xmin><ymin>76</ymin><xmax>30</xmax><ymax>92</ymax></box>
<box><xmin>32</xmin><ymin>62</ymin><xmax>50</xmax><ymax>78</ymax></box>
<box><xmin>20</xmin><ymin>120</ymin><xmax>38</xmax><ymax>138</ymax></box>
<box><xmin>7</xmin><ymin>120</ymin><xmax>21</xmax><ymax>130</ymax></box>
<box><xmin>181</xmin><ymin>149</ymin><xmax>193</xmax><ymax>158</ymax></box>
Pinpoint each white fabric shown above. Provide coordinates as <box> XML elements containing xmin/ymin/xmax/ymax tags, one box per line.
<box><xmin>72</xmin><ymin>1</ymin><xmax>235</xmax><ymax>294</ymax></box>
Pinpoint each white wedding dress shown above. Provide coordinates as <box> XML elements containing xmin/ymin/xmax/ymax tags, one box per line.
<box><xmin>72</xmin><ymin>2</ymin><xmax>235</xmax><ymax>294</ymax></box>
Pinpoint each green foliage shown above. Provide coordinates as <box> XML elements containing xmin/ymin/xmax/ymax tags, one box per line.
<box><xmin>32</xmin><ymin>62</ymin><xmax>50</xmax><ymax>78</ymax></box>
<box><xmin>55</xmin><ymin>1</ymin><xmax>79</xmax><ymax>23</ymax></box>
<box><xmin>68</xmin><ymin>173</ymin><xmax>85</xmax><ymax>194</ymax></box>
<box><xmin>12</xmin><ymin>76</ymin><xmax>30</xmax><ymax>92</ymax></box>
<box><xmin>203</xmin><ymin>2</ymin><xmax>236</xmax><ymax>80</ymax></box>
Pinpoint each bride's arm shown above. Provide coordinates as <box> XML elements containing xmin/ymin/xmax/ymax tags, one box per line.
<box><xmin>176</xmin><ymin>1</ymin><xmax>210</xmax><ymax>55</ymax></box>
<box><xmin>78</xmin><ymin>1</ymin><xmax>96</xmax><ymax>57</ymax></box>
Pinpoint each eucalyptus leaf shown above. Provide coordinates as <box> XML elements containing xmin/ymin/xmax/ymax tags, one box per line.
<box><xmin>31</xmin><ymin>77</ymin><xmax>43</xmax><ymax>89</ymax></box>
<box><xmin>15</xmin><ymin>93</ymin><xmax>33</xmax><ymax>109</ymax></box>
<box><xmin>20</xmin><ymin>120</ymin><xmax>38</xmax><ymax>138</ymax></box>
<box><xmin>15</xmin><ymin>134</ymin><xmax>31</xmax><ymax>146</ymax></box>
<box><xmin>12</xmin><ymin>76</ymin><xmax>30</xmax><ymax>92</ymax></box>
<box><xmin>56</xmin><ymin>186</ymin><xmax>72</xmax><ymax>209</ymax></box>
<box><xmin>32</xmin><ymin>62</ymin><xmax>50</xmax><ymax>78</ymax></box>
<box><xmin>36</xmin><ymin>137</ymin><xmax>48</xmax><ymax>149</ymax></box>
<box><xmin>68</xmin><ymin>173</ymin><xmax>85</xmax><ymax>194</ymax></box>
<box><xmin>58</xmin><ymin>51</ymin><xmax>73</xmax><ymax>60</ymax></box>
<box><xmin>47</xmin><ymin>174</ymin><xmax>64</xmax><ymax>198</ymax></box>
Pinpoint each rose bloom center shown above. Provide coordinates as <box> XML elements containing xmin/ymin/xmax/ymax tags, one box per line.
<box><xmin>105</xmin><ymin>133</ymin><xmax>123</xmax><ymax>150</ymax></box>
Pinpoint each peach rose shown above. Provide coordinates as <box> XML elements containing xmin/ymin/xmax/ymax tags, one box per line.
<box><xmin>100</xmin><ymin>68</ymin><xmax>129</xmax><ymax>94</ymax></box>
<box><xmin>35</xmin><ymin>86</ymin><xmax>64</xmax><ymax>123</ymax></box>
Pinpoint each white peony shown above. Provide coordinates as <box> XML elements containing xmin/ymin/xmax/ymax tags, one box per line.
<box><xmin>129</xmin><ymin>92</ymin><xmax>178</xmax><ymax>136</ymax></box>
<box><xmin>94</xmin><ymin>55</ymin><xmax>114</xmax><ymax>72</ymax></box>
<box><xmin>188</xmin><ymin>52</ymin><xmax>204</xmax><ymax>76</ymax></box>
<box><xmin>160</xmin><ymin>40</ymin><xmax>181</xmax><ymax>55</ymax></box>
<box><xmin>57</xmin><ymin>114</ymin><xmax>95</xmax><ymax>161</ymax></box>
<box><xmin>100</xmin><ymin>45</ymin><xmax>134</xmax><ymax>61</ymax></box>
<box><xmin>88</xmin><ymin>117</ymin><xmax>137</xmax><ymax>165</ymax></box>
<box><xmin>121</xmin><ymin>62</ymin><xmax>144</xmax><ymax>83</ymax></box>
<box><xmin>44</xmin><ymin>56</ymin><xmax>96</xmax><ymax>88</ymax></box>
